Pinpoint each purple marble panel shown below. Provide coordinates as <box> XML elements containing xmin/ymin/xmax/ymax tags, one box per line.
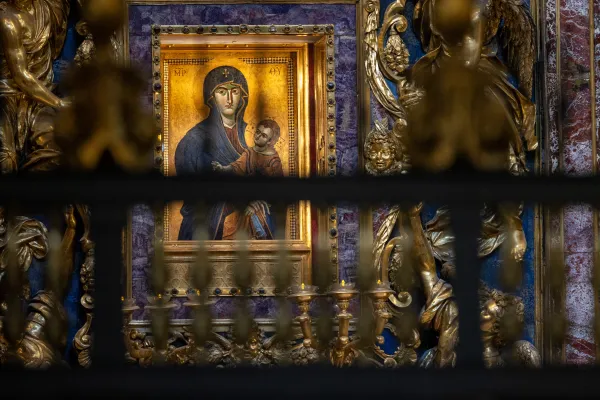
<box><xmin>564</xmin><ymin>203</ymin><xmax>594</xmax><ymax>252</ymax></box>
<box><xmin>562</xmin><ymin>83</ymin><xmax>593</xmax><ymax>175</ymax></box>
<box><xmin>565</xmin><ymin>329</ymin><xmax>596</xmax><ymax>364</ymax></box>
<box><xmin>128</xmin><ymin>4</ymin><xmax>359</xmax><ymax>320</ymax></box>
<box><xmin>370</xmin><ymin>97</ymin><xmax>390</xmax><ymax>128</ymax></box>
<box><xmin>547</xmin><ymin>72</ymin><xmax>560</xmax><ymax>173</ymax></box>
<box><xmin>335</xmin><ymin>36</ymin><xmax>359</xmax><ymax>177</ymax></box>
<box><xmin>566</xmin><ymin>275</ymin><xmax>595</xmax><ymax>327</ymax></box>
<box><xmin>338</xmin><ymin>204</ymin><xmax>359</xmax><ymax>283</ymax></box>
<box><xmin>560</xmin><ymin>3</ymin><xmax>591</xmax><ymax>69</ymax></box>
<box><xmin>372</xmin><ymin>204</ymin><xmax>391</xmax><ymax>236</ymax></box>
<box><xmin>130</xmin><ymin>204</ymin><xmax>154</xmax><ymax>319</ymax></box>
<box><xmin>212</xmin><ymin>297</ymin><xmax>280</xmax><ymax>319</ymax></box>
<box><xmin>128</xmin><ymin>5</ymin><xmax>356</xmax><ymax>37</ymax></box>
<box><xmin>559</xmin><ymin>0</ymin><xmax>595</xmax><ymax>365</ymax></box>
<box><xmin>565</xmin><ymin>252</ymin><xmax>594</xmax><ymax>281</ymax></box>
<box><xmin>547</xmin><ymin>0</ymin><xmax>557</xmax><ymax>74</ymax></box>
<box><xmin>596</xmin><ymin>3</ymin><xmax>600</xmax><ymax>172</ymax></box>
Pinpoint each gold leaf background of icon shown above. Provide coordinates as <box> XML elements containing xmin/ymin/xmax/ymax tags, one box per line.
<box><xmin>163</xmin><ymin>49</ymin><xmax>297</xmax><ymax>240</ymax></box>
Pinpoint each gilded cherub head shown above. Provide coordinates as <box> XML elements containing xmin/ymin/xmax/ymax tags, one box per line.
<box><xmin>478</xmin><ymin>284</ymin><xmax>524</xmax><ymax>349</ymax></box>
<box><xmin>364</xmin><ymin>118</ymin><xmax>406</xmax><ymax>176</ymax></box>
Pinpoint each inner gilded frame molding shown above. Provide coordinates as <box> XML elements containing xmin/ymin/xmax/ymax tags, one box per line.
<box><xmin>151</xmin><ymin>24</ymin><xmax>334</xmax><ymax>298</ymax></box>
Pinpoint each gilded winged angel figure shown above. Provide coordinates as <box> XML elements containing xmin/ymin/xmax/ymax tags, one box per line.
<box><xmin>364</xmin><ymin>0</ymin><xmax>538</xmax><ymax>367</ymax></box>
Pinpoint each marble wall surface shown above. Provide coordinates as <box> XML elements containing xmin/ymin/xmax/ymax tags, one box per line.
<box><xmin>547</xmin><ymin>0</ymin><xmax>597</xmax><ymax>363</ymax></box>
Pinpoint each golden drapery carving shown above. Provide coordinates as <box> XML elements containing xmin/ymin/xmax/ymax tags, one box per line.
<box><xmin>0</xmin><ymin>0</ymin><xmax>70</xmax><ymax>173</ymax></box>
<box><xmin>16</xmin><ymin>290</ymin><xmax>67</xmax><ymax>368</ymax></box>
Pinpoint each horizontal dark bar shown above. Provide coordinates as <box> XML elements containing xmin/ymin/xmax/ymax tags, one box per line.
<box><xmin>1</xmin><ymin>172</ymin><xmax>600</xmax><ymax>205</ymax></box>
<box><xmin>3</xmin><ymin>366</ymin><xmax>600</xmax><ymax>398</ymax></box>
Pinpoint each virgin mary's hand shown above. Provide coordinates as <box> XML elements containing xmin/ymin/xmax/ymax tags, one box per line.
<box><xmin>245</xmin><ymin>200</ymin><xmax>270</xmax><ymax>217</ymax></box>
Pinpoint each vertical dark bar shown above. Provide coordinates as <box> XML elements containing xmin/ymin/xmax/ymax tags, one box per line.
<box><xmin>450</xmin><ymin>201</ymin><xmax>483</xmax><ymax>367</ymax></box>
<box><xmin>91</xmin><ymin>204</ymin><xmax>125</xmax><ymax>368</ymax></box>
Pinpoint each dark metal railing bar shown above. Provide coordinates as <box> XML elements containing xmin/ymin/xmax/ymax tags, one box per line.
<box><xmin>1</xmin><ymin>173</ymin><xmax>600</xmax><ymax>204</ymax></box>
<box><xmin>450</xmin><ymin>203</ymin><xmax>483</xmax><ymax>367</ymax></box>
<box><xmin>90</xmin><ymin>205</ymin><xmax>126</xmax><ymax>368</ymax></box>
<box><xmin>4</xmin><ymin>366</ymin><xmax>600</xmax><ymax>398</ymax></box>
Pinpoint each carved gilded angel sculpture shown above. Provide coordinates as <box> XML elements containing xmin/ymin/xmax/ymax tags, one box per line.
<box><xmin>365</xmin><ymin>0</ymin><xmax>539</xmax><ymax>367</ymax></box>
<box><xmin>0</xmin><ymin>0</ymin><xmax>70</xmax><ymax>173</ymax></box>
<box><xmin>365</xmin><ymin>0</ymin><xmax>537</xmax><ymax>263</ymax></box>
<box><xmin>417</xmin><ymin>280</ymin><xmax>541</xmax><ymax>368</ymax></box>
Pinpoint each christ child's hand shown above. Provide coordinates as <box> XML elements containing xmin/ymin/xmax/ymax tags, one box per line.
<box><xmin>212</xmin><ymin>161</ymin><xmax>224</xmax><ymax>172</ymax></box>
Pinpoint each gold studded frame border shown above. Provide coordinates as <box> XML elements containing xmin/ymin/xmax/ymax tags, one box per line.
<box><xmin>123</xmin><ymin>24</ymin><xmax>339</xmax><ymax>302</ymax></box>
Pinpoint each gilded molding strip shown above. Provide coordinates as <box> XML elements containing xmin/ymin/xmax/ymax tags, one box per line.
<box><xmin>557</xmin><ymin>0</ymin><xmax>567</xmax><ymax>364</ymax></box>
<box><xmin>590</xmin><ymin>0</ymin><xmax>597</xmax><ymax>178</ymax></box>
<box><xmin>589</xmin><ymin>0</ymin><xmax>600</xmax><ymax>361</ymax></box>
<box><xmin>532</xmin><ymin>0</ymin><xmax>544</xmax><ymax>354</ymax></box>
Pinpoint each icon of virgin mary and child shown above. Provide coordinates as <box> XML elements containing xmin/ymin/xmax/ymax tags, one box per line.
<box><xmin>175</xmin><ymin>66</ymin><xmax>284</xmax><ymax>241</ymax></box>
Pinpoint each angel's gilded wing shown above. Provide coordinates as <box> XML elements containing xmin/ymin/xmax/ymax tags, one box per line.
<box><xmin>488</xmin><ymin>0</ymin><xmax>536</xmax><ymax>98</ymax></box>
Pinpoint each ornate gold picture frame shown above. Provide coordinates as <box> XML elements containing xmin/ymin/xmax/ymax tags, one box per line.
<box><xmin>125</xmin><ymin>24</ymin><xmax>339</xmax><ymax>299</ymax></box>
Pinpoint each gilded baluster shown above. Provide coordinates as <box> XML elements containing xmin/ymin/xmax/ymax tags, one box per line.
<box><xmin>392</xmin><ymin>209</ymin><xmax>419</xmax><ymax>350</ymax></box>
<box><xmin>183</xmin><ymin>203</ymin><xmax>213</xmax><ymax>364</ymax></box>
<box><xmin>314</xmin><ymin>208</ymin><xmax>334</xmax><ymax>355</ymax></box>
<box><xmin>499</xmin><ymin>203</ymin><xmax>524</xmax><ymax>292</ymax></box>
<box><xmin>232</xmin><ymin>221</ymin><xmax>253</xmax><ymax>346</ymax></box>
<box><xmin>328</xmin><ymin>279</ymin><xmax>358</xmax><ymax>367</ymax></box>
<box><xmin>146</xmin><ymin>203</ymin><xmax>174</xmax><ymax>364</ymax></box>
<box><xmin>45</xmin><ymin>220</ymin><xmax>66</xmax><ymax>353</ymax></box>
<box><xmin>288</xmin><ymin>283</ymin><xmax>318</xmax><ymax>366</ymax></box>
<box><xmin>548</xmin><ymin>206</ymin><xmax>566</xmax><ymax>348</ymax></box>
<box><xmin>357</xmin><ymin>205</ymin><xmax>377</xmax><ymax>350</ymax></box>
<box><xmin>495</xmin><ymin>202</ymin><xmax>525</xmax><ymax>365</ymax></box>
<box><xmin>273</xmin><ymin>204</ymin><xmax>293</xmax><ymax>348</ymax></box>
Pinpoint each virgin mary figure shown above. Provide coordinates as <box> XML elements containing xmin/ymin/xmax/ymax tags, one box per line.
<box><xmin>175</xmin><ymin>66</ymin><xmax>275</xmax><ymax>240</ymax></box>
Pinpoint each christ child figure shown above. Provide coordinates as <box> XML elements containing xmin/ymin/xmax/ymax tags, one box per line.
<box><xmin>212</xmin><ymin>119</ymin><xmax>284</xmax><ymax>177</ymax></box>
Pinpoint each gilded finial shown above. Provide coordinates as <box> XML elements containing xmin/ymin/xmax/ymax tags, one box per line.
<box><xmin>301</xmin><ymin>283</ymin><xmax>305</xmax><ymax>290</ymax></box>
<box><xmin>377</xmin><ymin>279</ymin><xmax>382</xmax><ymax>285</ymax></box>
<box><xmin>341</xmin><ymin>280</ymin><xmax>346</xmax><ymax>287</ymax></box>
